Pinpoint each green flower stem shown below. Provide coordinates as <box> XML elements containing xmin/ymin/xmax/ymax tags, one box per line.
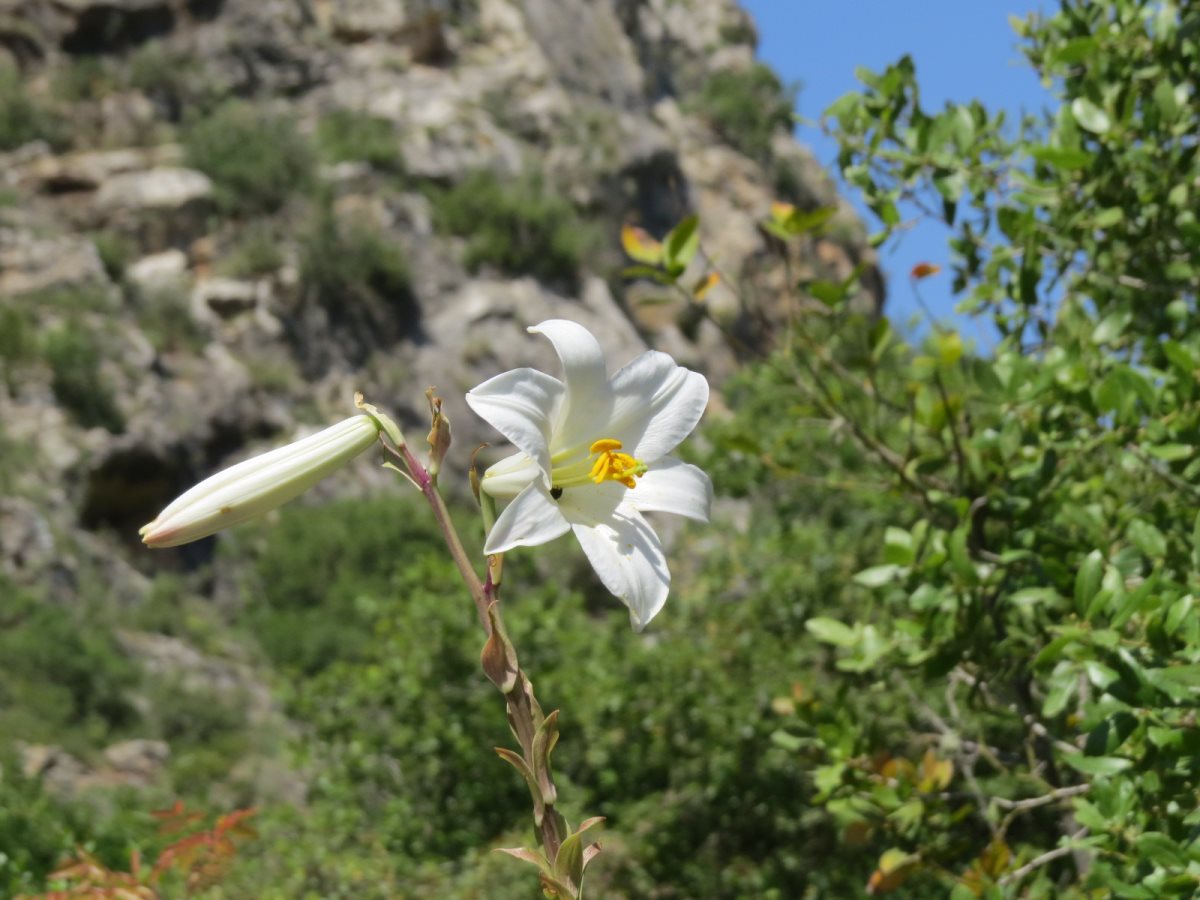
<box><xmin>383</xmin><ymin>441</ymin><xmax>574</xmax><ymax>886</ymax></box>
<box><xmin>386</xmin><ymin>441</ymin><xmax>490</xmax><ymax>635</ymax></box>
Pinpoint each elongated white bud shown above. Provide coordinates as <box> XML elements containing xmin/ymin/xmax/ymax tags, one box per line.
<box><xmin>141</xmin><ymin>415</ymin><xmax>381</xmax><ymax>548</ymax></box>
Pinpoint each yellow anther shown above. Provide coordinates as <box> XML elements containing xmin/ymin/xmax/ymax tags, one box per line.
<box><xmin>587</xmin><ymin>438</ymin><xmax>645</xmax><ymax>488</ymax></box>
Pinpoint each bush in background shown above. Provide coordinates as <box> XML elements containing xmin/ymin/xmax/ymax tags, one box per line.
<box><xmin>0</xmin><ymin>63</ymin><xmax>64</xmax><ymax>151</ymax></box>
<box><xmin>696</xmin><ymin>63</ymin><xmax>796</xmax><ymax>162</ymax></box>
<box><xmin>184</xmin><ymin>101</ymin><xmax>315</xmax><ymax>215</ymax></box>
<box><xmin>41</xmin><ymin>321</ymin><xmax>125</xmax><ymax>433</ymax></box>
<box><xmin>316</xmin><ymin>108</ymin><xmax>405</xmax><ymax>175</ymax></box>
<box><xmin>430</xmin><ymin>170</ymin><xmax>595</xmax><ymax>286</ymax></box>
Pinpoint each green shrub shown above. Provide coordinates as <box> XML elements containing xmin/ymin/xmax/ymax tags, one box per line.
<box><xmin>430</xmin><ymin>170</ymin><xmax>595</xmax><ymax>285</ymax></box>
<box><xmin>131</xmin><ymin>287</ymin><xmax>206</xmax><ymax>354</ymax></box>
<box><xmin>296</xmin><ymin>203</ymin><xmax>414</xmax><ymax>367</ymax></box>
<box><xmin>0</xmin><ymin>579</ymin><xmax>140</xmax><ymax>750</ymax></box>
<box><xmin>317</xmin><ymin>108</ymin><xmax>404</xmax><ymax>174</ymax></box>
<box><xmin>183</xmin><ymin>101</ymin><xmax>315</xmax><ymax>215</ymax></box>
<box><xmin>0</xmin><ymin>306</ymin><xmax>36</xmax><ymax>391</ymax></box>
<box><xmin>218</xmin><ymin>221</ymin><xmax>285</xmax><ymax>278</ymax></box>
<box><xmin>128</xmin><ymin>43</ymin><xmax>215</xmax><ymax>122</ymax></box>
<box><xmin>52</xmin><ymin>56</ymin><xmax>118</xmax><ymax>104</ymax></box>
<box><xmin>41</xmin><ymin>321</ymin><xmax>125</xmax><ymax>433</ymax></box>
<box><xmin>696</xmin><ymin>63</ymin><xmax>796</xmax><ymax>161</ymax></box>
<box><xmin>0</xmin><ymin>755</ymin><xmax>153</xmax><ymax>896</ymax></box>
<box><xmin>213</xmin><ymin>486</ymin><xmax>874</xmax><ymax>896</ymax></box>
<box><xmin>0</xmin><ymin>63</ymin><xmax>64</xmax><ymax>151</ymax></box>
<box><xmin>90</xmin><ymin>230</ymin><xmax>133</xmax><ymax>281</ymax></box>
<box><xmin>225</xmin><ymin>496</ymin><xmax>447</xmax><ymax>676</ymax></box>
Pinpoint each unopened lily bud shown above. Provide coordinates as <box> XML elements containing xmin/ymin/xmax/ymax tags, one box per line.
<box><xmin>141</xmin><ymin>415</ymin><xmax>381</xmax><ymax>548</ymax></box>
<box><xmin>425</xmin><ymin>388</ymin><xmax>452</xmax><ymax>479</ymax></box>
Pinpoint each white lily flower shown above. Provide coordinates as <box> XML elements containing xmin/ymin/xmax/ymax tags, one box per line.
<box><xmin>141</xmin><ymin>415</ymin><xmax>381</xmax><ymax>548</ymax></box>
<box><xmin>466</xmin><ymin>319</ymin><xmax>712</xmax><ymax>630</ymax></box>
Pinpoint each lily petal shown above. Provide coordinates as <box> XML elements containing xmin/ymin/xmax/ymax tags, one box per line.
<box><xmin>571</xmin><ymin>508</ymin><xmax>670</xmax><ymax>632</ymax></box>
<box><xmin>530</xmin><ymin>319</ymin><xmax>613</xmax><ymax>447</ymax></box>
<box><xmin>607</xmin><ymin>350</ymin><xmax>709</xmax><ymax>462</ymax></box>
<box><xmin>484</xmin><ymin>482</ymin><xmax>570</xmax><ymax>554</ymax></box>
<box><xmin>480</xmin><ymin>451</ymin><xmax>543</xmax><ymax>500</ymax></box>
<box><xmin>627</xmin><ymin>457</ymin><xmax>712</xmax><ymax>522</ymax></box>
<box><xmin>466</xmin><ymin>367</ymin><xmax>562</xmax><ymax>479</ymax></box>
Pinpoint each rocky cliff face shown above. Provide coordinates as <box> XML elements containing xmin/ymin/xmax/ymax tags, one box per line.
<box><xmin>0</xmin><ymin>0</ymin><xmax>879</xmax><ymax>796</ymax></box>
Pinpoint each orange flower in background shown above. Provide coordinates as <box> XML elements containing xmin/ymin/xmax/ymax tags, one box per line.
<box><xmin>910</xmin><ymin>262</ymin><xmax>942</xmax><ymax>280</ymax></box>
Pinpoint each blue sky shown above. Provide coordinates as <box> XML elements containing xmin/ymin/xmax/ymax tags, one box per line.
<box><xmin>741</xmin><ymin>0</ymin><xmax>1050</xmax><ymax>335</ymax></box>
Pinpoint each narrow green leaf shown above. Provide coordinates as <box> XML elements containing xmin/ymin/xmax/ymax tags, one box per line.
<box><xmin>1074</xmin><ymin>551</ymin><xmax>1103</xmax><ymax>615</ymax></box>
<box><xmin>1029</xmin><ymin>145</ymin><xmax>1091</xmax><ymax>170</ymax></box>
<box><xmin>803</xmin><ymin>279</ymin><xmax>849</xmax><ymax>307</ymax></box>
<box><xmin>663</xmin><ymin>215</ymin><xmax>700</xmax><ymax>273</ymax></box>
<box><xmin>1071</xmin><ymin>97</ymin><xmax>1111</xmax><ymax>134</ymax></box>
<box><xmin>1135</xmin><ymin>832</ymin><xmax>1188</xmax><ymax>869</ymax></box>
<box><xmin>1092</xmin><ymin>310</ymin><xmax>1131</xmax><ymax>344</ymax></box>
<box><xmin>805</xmin><ymin>617</ymin><xmax>858</xmax><ymax>647</ymax></box>
<box><xmin>1147</xmin><ymin>444</ymin><xmax>1193</xmax><ymax>462</ymax></box>
<box><xmin>1061</xmin><ymin>753</ymin><xmax>1132</xmax><ymax>776</ymax></box>
<box><xmin>1128</xmin><ymin>519</ymin><xmax>1167</xmax><ymax>559</ymax></box>
<box><xmin>854</xmin><ymin>564</ymin><xmax>902</xmax><ymax>588</ymax></box>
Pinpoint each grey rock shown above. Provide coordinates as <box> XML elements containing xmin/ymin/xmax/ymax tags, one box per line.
<box><xmin>95</xmin><ymin>167</ymin><xmax>213</xmax><ymax>213</ymax></box>
<box><xmin>127</xmin><ymin>248</ymin><xmax>189</xmax><ymax>292</ymax></box>
<box><xmin>0</xmin><ymin>230</ymin><xmax>108</xmax><ymax>297</ymax></box>
<box><xmin>103</xmin><ymin>739</ymin><xmax>170</xmax><ymax>785</ymax></box>
<box><xmin>19</xmin><ymin>744</ymin><xmax>89</xmax><ymax>796</ymax></box>
<box><xmin>0</xmin><ymin>498</ymin><xmax>56</xmax><ymax>580</ymax></box>
<box><xmin>191</xmin><ymin>276</ymin><xmax>264</xmax><ymax>320</ymax></box>
<box><xmin>93</xmin><ymin>167</ymin><xmax>214</xmax><ymax>251</ymax></box>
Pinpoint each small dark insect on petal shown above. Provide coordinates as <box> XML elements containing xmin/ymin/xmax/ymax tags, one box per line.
<box><xmin>551</xmin><ymin>487</ymin><xmax>563</xmax><ymax>500</ymax></box>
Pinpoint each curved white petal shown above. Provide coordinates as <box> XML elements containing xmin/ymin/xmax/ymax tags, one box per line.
<box><xmin>466</xmin><ymin>368</ymin><xmax>562</xmax><ymax>479</ymax></box>
<box><xmin>571</xmin><ymin>507</ymin><xmax>670</xmax><ymax>632</ymax></box>
<box><xmin>626</xmin><ymin>457</ymin><xmax>712</xmax><ymax>522</ymax></box>
<box><xmin>530</xmin><ymin>319</ymin><xmax>613</xmax><ymax>447</ymax></box>
<box><xmin>480</xmin><ymin>451</ymin><xmax>542</xmax><ymax>500</ymax></box>
<box><xmin>606</xmin><ymin>351</ymin><xmax>709</xmax><ymax>462</ymax></box>
<box><xmin>556</xmin><ymin>479</ymin><xmax>628</xmax><ymax>524</ymax></box>
<box><xmin>484</xmin><ymin>482</ymin><xmax>570</xmax><ymax>554</ymax></box>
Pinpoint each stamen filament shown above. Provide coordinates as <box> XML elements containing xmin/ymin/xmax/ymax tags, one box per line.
<box><xmin>549</xmin><ymin>438</ymin><xmax>647</xmax><ymax>492</ymax></box>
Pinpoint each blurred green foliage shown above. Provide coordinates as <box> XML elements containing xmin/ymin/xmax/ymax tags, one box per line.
<box><xmin>130</xmin><ymin>286</ymin><xmax>207</xmax><ymax>354</ymax></box>
<box><xmin>297</xmin><ymin>202</ymin><xmax>414</xmax><ymax>365</ymax></box>
<box><xmin>0</xmin><ymin>63</ymin><xmax>64</xmax><ymax>151</ymax></box>
<box><xmin>0</xmin><ymin>578</ymin><xmax>140</xmax><ymax>750</ymax></box>
<box><xmin>42</xmin><ymin>321</ymin><xmax>125</xmax><ymax>433</ymax></box>
<box><xmin>218</xmin><ymin>221</ymin><xmax>285</xmax><ymax>279</ymax></box>
<box><xmin>51</xmin><ymin>56</ymin><xmax>119</xmax><ymax>104</ymax></box>
<box><xmin>0</xmin><ymin>757</ymin><xmax>153</xmax><ymax>897</ymax></box>
<box><xmin>90</xmin><ymin>230</ymin><xmax>134</xmax><ymax>281</ymax></box>
<box><xmin>696</xmin><ymin>63</ymin><xmax>796</xmax><ymax>162</ymax></box>
<box><xmin>208</xmin><ymin>493</ymin><xmax>886</xmax><ymax>897</ymax></box>
<box><xmin>430</xmin><ymin>170</ymin><xmax>595</xmax><ymax>285</ymax></box>
<box><xmin>316</xmin><ymin>108</ymin><xmax>405</xmax><ymax>174</ymax></box>
<box><xmin>184</xmin><ymin>101</ymin><xmax>316</xmax><ymax>215</ymax></box>
<box><xmin>128</xmin><ymin>44</ymin><xmax>214</xmax><ymax>121</ymax></box>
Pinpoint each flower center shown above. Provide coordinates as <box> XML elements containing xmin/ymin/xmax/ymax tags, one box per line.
<box><xmin>587</xmin><ymin>439</ymin><xmax>645</xmax><ymax>488</ymax></box>
<box><xmin>550</xmin><ymin>438</ymin><xmax>646</xmax><ymax>492</ymax></box>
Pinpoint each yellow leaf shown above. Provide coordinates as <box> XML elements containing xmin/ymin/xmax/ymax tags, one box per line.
<box><xmin>867</xmin><ymin>849</ymin><xmax>920</xmax><ymax>894</ymax></box>
<box><xmin>692</xmin><ymin>271</ymin><xmax>720</xmax><ymax>301</ymax></box>
<box><xmin>621</xmin><ymin>224</ymin><xmax>663</xmax><ymax>265</ymax></box>
<box><xmin>770</xmin><ymin>201</ymin><xmax>796</xmax><ymax>224</ymax></box>
<box><xmin>919</xmin><ymin>748</ymin><xmax>954</xmax><ymax>791</ymax></box>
